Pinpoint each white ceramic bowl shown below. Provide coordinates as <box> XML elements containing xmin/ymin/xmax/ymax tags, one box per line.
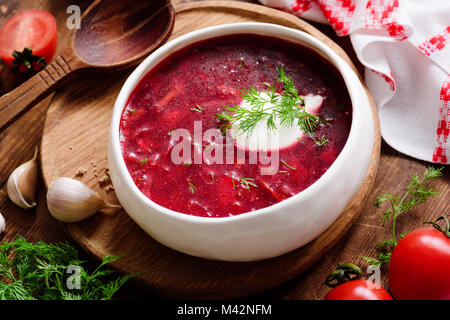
<box><xmin>108</xmin><ymin>23</ymin><xmax>374</xmax><ymax>262</ymax></box>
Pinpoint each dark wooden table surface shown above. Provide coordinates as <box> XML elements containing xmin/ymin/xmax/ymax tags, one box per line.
<box><xmin>0</xmin><ymin>0</ymin><xmax>448</xmax><ymax>300</ymax></box>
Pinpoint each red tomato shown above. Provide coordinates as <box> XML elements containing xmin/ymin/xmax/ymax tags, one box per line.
<box><xmin>388</xmin><ymin>227</ymin><xmax>450</xmax><ymax>300</ymax></box>
<box><xmin>324</xmin><ymin>280</ymin><xmax>393</xmax><ymax>300</ymax></box>
<box><xmin>0</xmin><ymin>10</ymin><xmax>57</xmax><ymax>71</ymax></box>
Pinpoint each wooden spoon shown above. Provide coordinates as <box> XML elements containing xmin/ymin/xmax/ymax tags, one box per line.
<box><xmin>0</xmin><ymin>0</ymin><xmax>175</xmax><ymax>130</ymax></box>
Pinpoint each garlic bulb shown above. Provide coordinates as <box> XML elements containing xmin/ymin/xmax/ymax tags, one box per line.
<box><xmin>7</xmin><ymin>147</ymin><xmax>38</xmax><ymax>209</ymax></box>
<box><xmin>0</xmin><ymin>212</ymin><xmax>5</xmax><ymax>235</ymax></box>
<box><xmin>47</xmin><ymin>177</ymin><xmax>121</xmax><ymax>223</ymax></box>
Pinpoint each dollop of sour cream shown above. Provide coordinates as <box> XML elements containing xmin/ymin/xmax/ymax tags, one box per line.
<box><xmin>232</xmin><ymin>92</ymin><xmax>323</xmax><ymax>151</ymax></box>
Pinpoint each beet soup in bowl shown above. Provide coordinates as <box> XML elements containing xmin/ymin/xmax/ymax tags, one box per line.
<box><xmin>108</xmin><ymin>23</ymin><xmax>374</xmax><ymax>261</ymax></box>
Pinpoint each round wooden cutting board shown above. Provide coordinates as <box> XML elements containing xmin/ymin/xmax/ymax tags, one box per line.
<box><xmin>41</xmin><ymin>1</ymin><xmax>381</xmax><ymax>299</ymax></box>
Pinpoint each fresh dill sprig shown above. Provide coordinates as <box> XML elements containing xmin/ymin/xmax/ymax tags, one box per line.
<box><xmin>216</xmin><ymin>67</ymin><xmax>327</xmax><ymax>136</ymax></box>
<box><xmin>138</xmin><ymin>157</ymin><xmax>148</xmax><ymax>166</ymax></box>
<box><xmin>190</xmin><ymin>105</ymin><xmax>203</xmax><ymax>113</ymax></box>
<box><xmin>0</xmin><ymin>236</ymin><xmax>133</xmax><ymax>300</ymax></box>
<box><xmin>281</xmin><ymin>160</ymin><xmax>296</xmax><ymax>171</ymax></box>
<box><xmin>325</xmin><ymin>167</ymin><xmax>444</xmax><ymax>282</ymax></box>
<box><xmin>239</xmin><ymin>178</ymin><xmax>258</xmax><ymax>190</ymax></box>
<box><xmin>188</xmin><ymin>181</ymin><xmax>197</xmax><ymax>194</ymax></box>
<box><xmin>313</xmin><ymin>135</ymin><xmax>329</xmax><ymax>146</ymax></box>
<box><xmin>365</xmin><ymin>167</ymin><xmax>443</xmax><ymax>267</ymax></box>
<box><xmin>362</xmin><ymin>233</ymin><xmax>407</xmax><ymax>268</ymax></box>
<box><xmin>375</xmin><ymin>167</ymin><xmax>443</xmax><ymax>244</ymax></box>
<box><xmin>363</xmin><ymin>255</ymin><xmax>391</xmax><ymax>268</ymax></box>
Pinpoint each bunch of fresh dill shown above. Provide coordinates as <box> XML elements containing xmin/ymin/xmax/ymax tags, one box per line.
<box><xmin>216</xmin><ymin>67</ymin><xmax>327</xmax><ymax>135</ymax></box>
<box><xmin>0</xmin><ymin>236</ymin><xmax>133</xmax><ymax>300</ymax></box>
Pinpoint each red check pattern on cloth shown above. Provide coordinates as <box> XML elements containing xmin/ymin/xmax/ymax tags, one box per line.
<box><xmin>433</xmin><ymin>77</ymin><xmax>450</xmax><ymax>164</ymax></box>
<box><xmin>317</xmin><ymin>0</ymin><xmax>356</xmax><ymax>36</ymax></box>
<box><xmin>364</xmin><ymin>0</ymin><xmax>404</xmax><ymax>95</ymax></box>
<box><xmin>370</xmin><ymin>69</ymin><xmax>396</xmax><ymax>91</ymax></box>
<box><xmin>258</xmin><ymin>0</ymin><xmax>450</xmax><ymax>164</ymax></box>
<box><xmin>292</xmin><ymin>0</ymin><xmax>312</xmax><ymax>14</ymax></box>
<box><xmin>366</xmin><ymin>0</ymin><xmax>408</xmax><ymax>41</ymax></box>
<box><xmin>418</xmin><ymin>26</ymin><xmax>450</xmax><ymax>56</ymax></box>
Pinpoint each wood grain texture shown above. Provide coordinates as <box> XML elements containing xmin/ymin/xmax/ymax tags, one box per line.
<box><xmin>0</xmin><ymin>0</ymin><xmax>175</xmax><ymax>131</ymax></box>
<box><xmin>40</xmin><ymin>1</ymin><xmax>381</xmax><ymax>299</ymax></box>
<box><xmin>0</xmin><ymin>0</ymin><xmax>85</xmax><ymax>247</ymax></box>
<box><xmin>0</xmin><ymin>0</ymin><xmax>447</xmax><ymax>300</ymax></box>
<box><xmin>0</xmin><ymin>54</ymin><xmax>78</xmax><ymax>130</ymax></box>
<box><xmin>74</xmin><ymin>0</ymin><xmax>174</xmax><ymax>67</ymax></box>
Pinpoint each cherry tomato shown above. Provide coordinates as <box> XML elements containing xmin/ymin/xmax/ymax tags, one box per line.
<box><xmin>324</xmin><ymin>280</ymin><xmax>393</xmax><ymax>300</ymax></box>
<box><xmin>0</xmin><ymin>10</ymin><xmax>57</xmax><ymax>71</ymax></box>
<box><xmin>388</xmin><ymin>227</ymin><xmax>450</xmax><ymax>300</ymax></box>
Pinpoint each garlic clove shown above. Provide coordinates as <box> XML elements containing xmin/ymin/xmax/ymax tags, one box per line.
<box><xmin>47</xmin><ymin>177</ymin><xmax>121</xmax><ymax>223</ymax></box>
<box><xmin>7</xmin><ymin>147</ymin><xmax>38</xmax><ymax>209</ymax></box>
<box><xmin>0</xmin><ymin>212</ymin><xmax>5</xmax><ymax>235</ymax></box>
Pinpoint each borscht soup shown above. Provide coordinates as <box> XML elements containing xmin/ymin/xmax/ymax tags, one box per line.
<box><xmin>119</xmin><ymin>34</ymin><xmax>352</xmax><ymax>218</ymax></box>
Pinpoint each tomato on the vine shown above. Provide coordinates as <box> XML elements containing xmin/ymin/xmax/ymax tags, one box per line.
<box><xmin>388</xmin><ymin>223</ymin><xmax>450</xmax><ymax>300</ymax></box>
<box><xmin>0</xmin><ymin>10</ymin><xmax>57</xmax><ymax>72</ymax></box>
<box><xmin>324</xmin><ymin>280</ymin><xmax>393</xmax><ymax>300</ymax></box>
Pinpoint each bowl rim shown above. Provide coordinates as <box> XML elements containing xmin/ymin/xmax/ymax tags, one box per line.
<box><xmin>110</xmin><ymin>22</ymin><xmax>367</xmax><ymax>224</ymax></box>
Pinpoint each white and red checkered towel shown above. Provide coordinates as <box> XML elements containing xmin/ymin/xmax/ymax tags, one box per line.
<box><xmin>259</xmin><ymin>0</ymin><xmax>450</xmax><ymax>164</ymax></box>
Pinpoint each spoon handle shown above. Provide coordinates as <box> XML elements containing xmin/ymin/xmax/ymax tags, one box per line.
<box><xmin>0</xmin><ymin>54</ymin><xmax>79</xmax><ymax>130</ymax></box>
